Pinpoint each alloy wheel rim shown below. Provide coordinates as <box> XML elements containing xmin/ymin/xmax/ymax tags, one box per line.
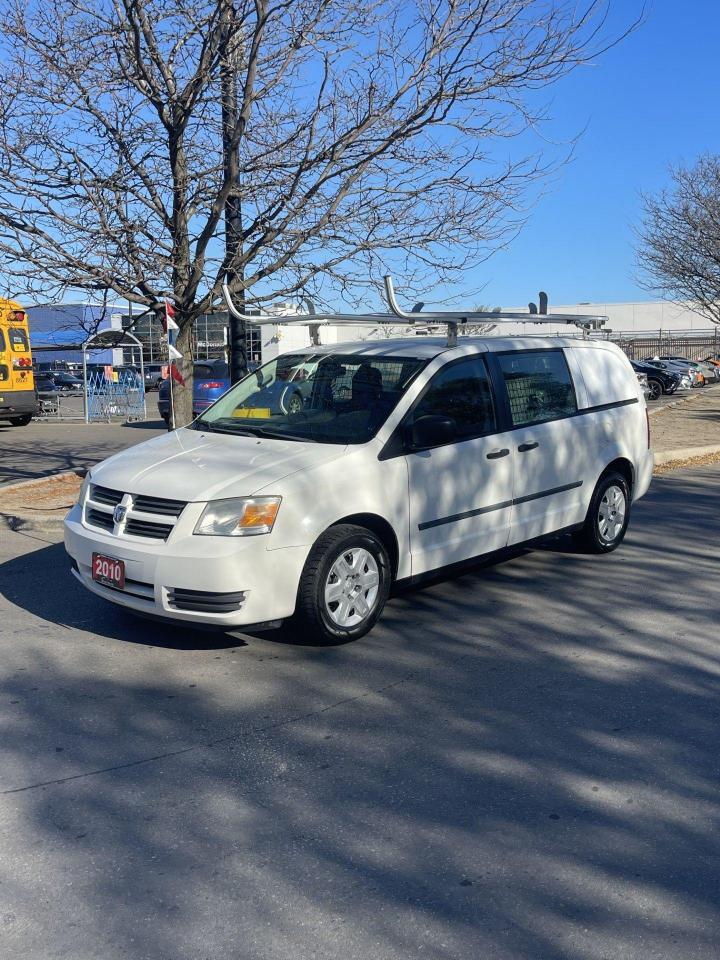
<box><xmin>598</xmin><ymin>484</ymin><xmax>626</xmax><ymax>542</ymax></box>
<box><xmin>324</xmin><ymin>547</ymin><xmax>380</xmax><ymax>628</ymax></box>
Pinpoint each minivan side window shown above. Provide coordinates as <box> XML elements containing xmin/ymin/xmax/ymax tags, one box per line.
<box><xmin>413</xmin><ymin>357</ymin><xmax>496</xmax><ymax>440</ymax></box>
<box><xmin>498</xmin><ymin>350</ymin><xmax>577</xmax><ymax>426</ymax></box>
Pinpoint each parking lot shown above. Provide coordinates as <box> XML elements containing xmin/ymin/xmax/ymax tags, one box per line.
<box><xmin>1</xmin><ymin>464</ymin><xmax>719</xmax><ymax>959</ymax></box>
<box><xmin>0</xmin><ymin>418</ymin><xmax>166</xmax><ymax>486</ymax></box>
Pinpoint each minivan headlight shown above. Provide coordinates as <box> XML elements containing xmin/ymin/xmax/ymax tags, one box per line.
<box><xmin>194</xmin><ymin>496</ymin><xmax>282</xmax><ymax>537</ymax></box>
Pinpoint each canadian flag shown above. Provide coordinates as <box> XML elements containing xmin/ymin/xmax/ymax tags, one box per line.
<box><xmin>162</xmin><ymin>298</ymin><xmax>179</xmax><ymax>334</ymax></box>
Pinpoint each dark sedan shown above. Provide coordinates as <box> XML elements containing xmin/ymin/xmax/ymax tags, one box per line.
<box><xmin>630</xmin><ymin>360</ymin><xmax>681</xmax><ymax>400</ymax></box>
<box><xmin>50</xmin><ymin>371</ymin><xmax>84</xmax><ymax>392</ymax></box>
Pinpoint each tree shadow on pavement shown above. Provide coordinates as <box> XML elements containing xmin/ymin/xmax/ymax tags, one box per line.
<box><xmin>0</xmin><ymin>469</ymin><xmax>719</xmax><ymax>958</ymax></box>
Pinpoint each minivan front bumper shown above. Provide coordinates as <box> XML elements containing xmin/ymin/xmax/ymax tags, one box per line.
<box><xmin>64</xmin><ymin>504</ymin><xmax>308</xmax><ymax>627</ymax></box>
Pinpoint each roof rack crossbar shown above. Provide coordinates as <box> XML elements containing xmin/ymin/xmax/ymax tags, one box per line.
<box><xmin>222</xmin><ymin>277</ymin><xmax>607</xmax><ymax>348</ymax></box>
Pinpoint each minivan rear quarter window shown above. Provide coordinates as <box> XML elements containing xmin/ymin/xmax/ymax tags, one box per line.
<box><xmin>499</xmin><ymin>350</ymin><xmax>577</xmax><ymax>426</ymax></box>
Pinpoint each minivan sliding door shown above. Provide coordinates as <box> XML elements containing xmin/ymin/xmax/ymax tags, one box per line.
<box><xmin>494</xmin><ymin>349</ymin><xmax>592</xmax><ymax>546</ymax></box>
<box><xmin>404</xmin><ymin>356</ymin><xmax>514</xmax><ymax>577</ymax></box>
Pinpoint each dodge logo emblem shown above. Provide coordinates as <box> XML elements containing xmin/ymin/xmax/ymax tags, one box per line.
<box><xmin>113</xmin><ymin>505</ymin><xmax>127</xmax><ymax>524</ymax></box>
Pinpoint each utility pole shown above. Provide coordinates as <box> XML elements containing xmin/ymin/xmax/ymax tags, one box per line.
<box><xmin>221</xmin><ymin>0</ymin><xmax>247</xmax><ymax>384</ymax></box>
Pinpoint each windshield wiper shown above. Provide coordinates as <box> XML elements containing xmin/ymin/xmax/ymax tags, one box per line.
<box><xmin>192</xmin><ymin>419</ymin><xmax>310</xmax><ymax>441</ymax></box>
<box><xmin>192</xmin><ymin>419</ymin><xmax>253</xmax><ymax>436</ymax></box>
<box><xmin>249</xmin><ymin>427</ymin><xmax>312</xmax><ymax>442</ymax></box>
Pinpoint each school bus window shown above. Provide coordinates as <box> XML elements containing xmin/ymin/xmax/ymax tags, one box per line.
<box><xmin>0</xmin><ymin>328</ymin><xmax>5</xmax><ymax>351</ymax></box>
<box><xmin>0</xmin><ymin>364</ymin><xmax>8</xmax><ymax>381</ymax></box>
<box><xmin>9</xmin><ymin>327</ymin><xmax>29</xmax><ymax>351</ymax></box>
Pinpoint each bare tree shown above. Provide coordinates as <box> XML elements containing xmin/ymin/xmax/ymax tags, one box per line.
<box><xmin>0</xmin><ymin>0</ymin><xmax>640</xmax><ymax>423</ymax></box>
<box><xmin>637</xmin><ymin>155</ymin><xmax>720</xmax><ymax>325</ymax></box>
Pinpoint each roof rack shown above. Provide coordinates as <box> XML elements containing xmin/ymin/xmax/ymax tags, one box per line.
<box><xmin>222</xmin><ymin>276</ymin><xmax>608</xmax><ymax>347</ymax></box>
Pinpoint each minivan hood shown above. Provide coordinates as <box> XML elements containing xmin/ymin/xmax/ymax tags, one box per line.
<box><xmin>89</xmin><ymin>427</ymin><xmax>346</xmax><ymax>502</ymax></box>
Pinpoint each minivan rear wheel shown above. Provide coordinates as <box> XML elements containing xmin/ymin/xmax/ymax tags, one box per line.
<box><xmin>574</xmin><ymin>471</ymin><xmax>630</xmax><ymax>554</ymax></box>
<box><xmin>293</xmin><ymin>524</ymin><xmax>391</xmax><ymax>644</ymax></box>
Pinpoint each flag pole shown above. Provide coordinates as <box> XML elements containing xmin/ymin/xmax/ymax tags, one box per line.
<box><xmin>164</xmin><ymin>298</ymin><xmax>179</xmax><ymax>431</ymax></box>
<box><xmin>169</xmin><ymin>348</ymin><xmax>176</xmax><ymax>430</ymax></box>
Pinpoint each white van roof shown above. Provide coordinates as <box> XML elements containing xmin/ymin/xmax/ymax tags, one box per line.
<box><xmin>299</xmin><ymin>336</ymin><xmax>617</xmax><ymax>360</ymax></box>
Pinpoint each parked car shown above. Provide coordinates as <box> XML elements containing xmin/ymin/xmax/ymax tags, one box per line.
<box><xmin>642</xmin><ymin>358</ymin><xmax>702</xmax><ymax>388</ymax></box>
<box><xmin>65</xmin><ymin>337</ymin><xmax>653</xmax><ymax>643</ymax></box>
<box><xmin>34</xmin><ymin>374</ymin><xmax>59</xmax><ymax>413</ymax></box>
<box><xmin>157</xmin><ymin>359</ymin><xmax>230</xmax><ymax>426</ymax></box>
<box><xmin>630</xmin><ymin>360</ymin><xmax>681</xmax><ymax>400</ymax></box>
<box><xmin>655</xmin><ymin>355</ymin><xmax>720</xmax><ymax>382</ymax></box>
<box><xmin>143</xmin><ymin>363</ymin><xmax>165</xmax><ymax>391</ymax></box>
<box><xmin>634</xmin><ymin>370</ymin><xmax>651</xmax><ymax>400</ymax></box>
<box><xmin>50</xmin><ymin>371</ymin><xmax>84</xmax><ymax>392</ymax></box>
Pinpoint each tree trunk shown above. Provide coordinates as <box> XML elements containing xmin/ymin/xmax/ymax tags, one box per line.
<box><xmin>221</xmin><ymin>0</ymin><xmax>248</xmax><ymax>385</ymax></box>
<box><xmin>172</xmin><ymin>321</ymin><xmax>195</xmax><ymax>427</ymax></box>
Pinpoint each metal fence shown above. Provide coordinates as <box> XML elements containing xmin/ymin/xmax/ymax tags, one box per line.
<box><xmin>85</xmin><ymin>368</ymin><xmax>146</xmax><ymax>422</ymax></box>
<box><xmin>35</xmin><ymin>391</ymin><xmax>85</xmax><ymax>421</ymax></box>
<box><xmin>600</xmin><ymin>329</ymin><xmax>720</xmax><ymax>362</ymax></box>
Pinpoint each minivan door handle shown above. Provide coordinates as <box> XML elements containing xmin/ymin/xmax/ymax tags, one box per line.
<box><xmin>518</xmin><ymin>442</ymin><xmax>539</xmax><ymax>452</ymax></box>
<box><xmin>486</xmin><ymin>448</ymin><xmax>510</xmax><ymax>459</ymax></box>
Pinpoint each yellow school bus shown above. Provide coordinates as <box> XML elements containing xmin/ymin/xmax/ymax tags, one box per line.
<box><xmin>0</xmin><ymin>298</ymin><xmax>36</xmax><ymax>426</ymax></box>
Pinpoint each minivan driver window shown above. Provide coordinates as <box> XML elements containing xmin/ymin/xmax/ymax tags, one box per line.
<box><xmin>412</xmin><ymin>357</ymin><xmax>496</xmax><ymax>439</ymax></box>
<box><xmin>498</xmin><ymin>350</ymin><xmax>577</xmax><ymax>426</ymax></box>
<box><xmin>191</xmin><ymin>352</ymin><xmax>427</xmax><ymax>444</ymax></box>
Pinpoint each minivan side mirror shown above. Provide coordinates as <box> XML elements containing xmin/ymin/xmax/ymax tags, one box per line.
<box><xmin>407</xmin><ymin>414</ymin><xmax>457</xmax><ymax>450</ymax></box>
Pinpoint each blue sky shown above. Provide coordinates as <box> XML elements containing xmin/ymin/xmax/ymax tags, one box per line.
<box><xmin>462</xmin><ymin>0</ymin><xmax>720</xmax><ymax>309</ymax></box>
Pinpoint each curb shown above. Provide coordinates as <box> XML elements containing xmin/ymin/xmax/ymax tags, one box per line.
<box><xmin>653</xmin><ymin>444</ymin><xmax>720</xmax><ymax>467</ymax></box>
<box><xmin>0</xmin><ymin>468</ymin><xmax>86</xmax><ymax>493</ymax></box>
<box><xmin>0</xmin><ymin>470</ymin><xmax>85</xmax><ymax>535</ymax></box>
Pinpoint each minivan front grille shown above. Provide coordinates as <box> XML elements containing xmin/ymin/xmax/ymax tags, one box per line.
<box><xmin>84</xmin><ymin>487</ymin><xmax>188</xmax><ymax>541</ymax></box>
<box><xmin>86</xmin><ymin>507</ymin><xmax>114</xmax><ymax>531</ymax></box>
<box><xmin>125</xmin><ymin>518</ymin><xmax>174</xmax><ymax>540</ymax></box>
<box><xmin>167</xmin><ymin>588</ymin><xmax>246</xmax><ymax>614</ymax></box>
<box><xmin>133</xmin><ymin>494</ymin><xmax>186</xmax><ymax>517</ymax></box>
<box><xmin>90</xmin><ymin>484</ymin><xmax>124</xmax><ymax>507</ymax></box>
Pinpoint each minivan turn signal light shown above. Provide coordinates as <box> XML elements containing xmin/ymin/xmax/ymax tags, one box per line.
<box><xmin>194</xmin><ymin>497</ymin><xmax>282</xmax><ymax>537</ymax></box>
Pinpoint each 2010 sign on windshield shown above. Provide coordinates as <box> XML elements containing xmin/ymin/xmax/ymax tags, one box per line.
<box><xmin>91</xmin><ymin>552</ymin><xmax>125</xmax><ymax>589</ymax></box>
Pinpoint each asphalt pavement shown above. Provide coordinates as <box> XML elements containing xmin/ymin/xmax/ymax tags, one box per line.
<box><xmin>0</xmin><ymin>466</ymin><xmax>719</xmax><ymax>959</ymax></box>
<box><xmin>0</xmin><ymin>416</ymin><xmax>166</xmax><ymax>486</ymax></box>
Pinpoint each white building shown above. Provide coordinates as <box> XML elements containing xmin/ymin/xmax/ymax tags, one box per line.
<box><xmin>266</xmin><ymin>298</ymin><xmax>717</xmax><ymax>353</ymax></box>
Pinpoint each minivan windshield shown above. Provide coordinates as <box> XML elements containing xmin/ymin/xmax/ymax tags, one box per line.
<box><xmin>191</xmin><ymin>352</ymin><xmax>427</xmax><ymax>444</ymax></box>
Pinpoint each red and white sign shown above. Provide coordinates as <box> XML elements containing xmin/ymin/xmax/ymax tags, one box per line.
<box><xmin>91</xmin><ymin>553</ymin><xmax>125</xmax><ymax>590</ymax></box>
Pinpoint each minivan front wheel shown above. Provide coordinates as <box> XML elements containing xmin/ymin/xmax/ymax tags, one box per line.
<box><xmin>294</xmin><ymin>524</ymin><xmax>391</xmax><ymax>643</ymax></box>
<box><xmin>647</xmin><ymin>379</ymin><xmax>663</xmax><ymax>400</ymax></box>
<box><xmin>574</xmin><ymin>471</ymin><xmax>630</xmax><ymax>554</ymax></box>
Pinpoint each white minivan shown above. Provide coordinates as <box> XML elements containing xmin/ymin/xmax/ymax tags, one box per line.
<box><xmin>64</xmin><ymin>337</ymin><xmax>653</xmax><ymax>642</ymax></box>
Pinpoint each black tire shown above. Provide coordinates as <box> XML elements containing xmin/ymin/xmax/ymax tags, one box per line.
<box><xmin>293</xmin><ymin>523</ymin><xmax>392</xmax><ymax>644</ymax></box>
<box><xmin>647</xmin><ymin>379</ymin><xmax>663</xmax><ymax>401</ymax></box>
<box><xmin>573</xmin><ymin>470</ymin><xmax>630</xmax><ymax>554</ymax></box>
<box><xmin>286</xmin><ymin>391</ymin><xmax>304</xmax><ymax>415</ymax></box>
<box><xmin>10</xmin><ymin>414</ymin><xmax>32</xmax><ymax>426</ymax></box>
